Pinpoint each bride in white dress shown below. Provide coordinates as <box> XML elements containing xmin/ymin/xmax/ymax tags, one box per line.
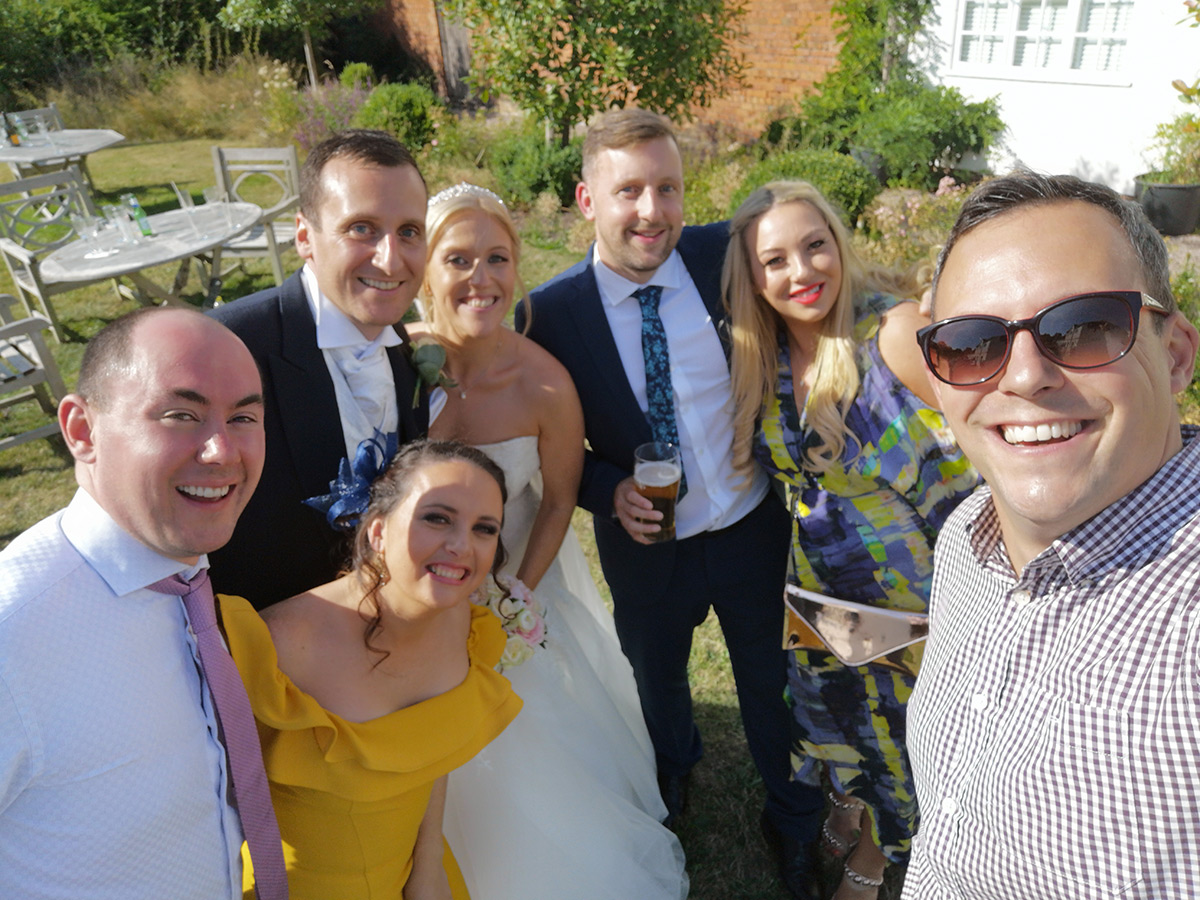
<box><xmin>411</xmin><ymin>183</ymin><xmax>688</xmax><ymax>900</ymax></box>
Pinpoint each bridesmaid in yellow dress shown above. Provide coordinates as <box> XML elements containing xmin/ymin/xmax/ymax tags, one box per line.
<box><xmin>218</xmin><ymin>440</ymin><xmax>523</xmax><ymax>899</ymax></box>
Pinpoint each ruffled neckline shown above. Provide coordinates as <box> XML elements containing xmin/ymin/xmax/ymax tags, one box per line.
<box><xmin>218</xmin><ymin>595</ymin><xmax>520</xmax><ymax>784</ymax></box>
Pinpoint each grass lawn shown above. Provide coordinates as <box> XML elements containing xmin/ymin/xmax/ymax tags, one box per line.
<box><xmin>0</xmin><ymin>138</ymin><xmax>799</xmax><ymax>899</ymax></box>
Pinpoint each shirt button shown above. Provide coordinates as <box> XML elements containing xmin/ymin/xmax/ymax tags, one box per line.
<box><xmin>941</xmin><ymin>797</ymin><xmax>959</xmax><ymax>816</ymax></box>
<box><xmin>1012</xmin><ymin>589</ymin><xmax>1032</xmax><ymax>608</ymax></box>
<box><xmin>971</xmin><ymin>692</ymin><xmax>989</xmax><ymax>711</ymax></box>
<box><xmin>696</xmin><ymin>446</ymin><xmax>705</xmax><ymax>457</ymax></box>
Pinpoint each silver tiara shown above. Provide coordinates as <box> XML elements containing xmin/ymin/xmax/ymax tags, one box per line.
<box><xmin>428</xmin><ymin>182</ymin><xmax>505</xmax><ymax>208</ymax></box>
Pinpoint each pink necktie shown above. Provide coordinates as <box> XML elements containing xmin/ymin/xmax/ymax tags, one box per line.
<box><xmin>151</xmin><ymin>570</ymin><xmax>289</xmax><ymax>900</ymax></box>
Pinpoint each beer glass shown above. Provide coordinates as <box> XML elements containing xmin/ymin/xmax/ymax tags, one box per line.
<box><xmin>633</xmin><ymin>442</ymin><xmax>682</xmax><ymax>542</ymax></box>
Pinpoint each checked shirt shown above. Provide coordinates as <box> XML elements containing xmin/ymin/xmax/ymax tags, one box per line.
<box><xmin>904</xmin><ymin>425</ymin><xmax>1200</xmax><ymax>900</ymax></box>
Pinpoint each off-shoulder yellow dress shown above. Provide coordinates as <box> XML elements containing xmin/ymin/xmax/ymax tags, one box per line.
<box><xmin>218</xmin><ymin>596</ymin><xmax>522</xmax><ymax>900</ymax></box>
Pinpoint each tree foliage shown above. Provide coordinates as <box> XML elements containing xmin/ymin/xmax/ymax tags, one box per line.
<box><xmin>219</xmin><ymin>0</ymin><xmax>383</xmax><ymax>85</ymax></box>
<box><xmin>441</xmin><ymin>0</ymin><xmax>748</xmax><ymax>146</ymax></box>
<box><xmin>0</xmin><ymin>0</ymin><xmax>227</xmax><ymax>109</ymax></box>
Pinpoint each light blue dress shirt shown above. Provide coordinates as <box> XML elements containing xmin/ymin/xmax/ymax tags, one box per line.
<box><xmin>0</xmin><ymin>489</ymin><xmax>243</xmax><ymax>899</ymax></box>
<box><xmin>592</xmin><ymin>248</ymin><xmax>769</xmax><ymax>538</ymax></box>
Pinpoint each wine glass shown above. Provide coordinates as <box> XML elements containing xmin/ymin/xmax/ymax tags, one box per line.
<box><xmin>171</xmin><ymin>181</ymin><xmax>196</xmax><ymax>209</ymax></box>
<box><xmin>102</xmin><ymin>204</ymin><xmax>136</xmax><ymax>245</ymax></box>
<box><xmin>69</xmin><ymin>212</ymin><xmax>116</xmax><ymax>259</ymax></box>
<box><xmin>171</xmin><ymin>181</ymin><xmax>204</xmax><ymax>237</ymax></box>
<box><xmin>202</xmin><ymin>186</ymin><xmax>233</xmax><ymax>228</ymax></box>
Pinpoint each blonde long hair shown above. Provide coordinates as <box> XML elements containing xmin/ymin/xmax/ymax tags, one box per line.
<box><xmin>419</xmin><ymin>183</ymin><xmax>529</xmax><ymax>326</ymax></box>
<box><xmin>724</xmin><ymin>180</ymin><xmax>917</xmax><ymax>478</ymax></box>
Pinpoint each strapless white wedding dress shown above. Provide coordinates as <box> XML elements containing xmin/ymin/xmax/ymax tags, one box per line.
<box><xmin>443</xmin><ymin>436</ymin><xmax>688</xmax><ymax>900</ymax></box>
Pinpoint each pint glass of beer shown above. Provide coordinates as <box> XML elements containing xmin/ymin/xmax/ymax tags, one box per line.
<box><xmin>633</xmin><ymin>442</ymin><xmax>682</xmax><ymax>542</ymax></box>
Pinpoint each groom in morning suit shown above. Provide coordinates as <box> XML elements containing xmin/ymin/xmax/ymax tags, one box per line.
<box><xmin>519</xmin><ymin>109</ymin><xmax>823</xmax><ymax>899</ymax></box>
<box><xmin>210</xmin><ymin>130</ymin><xmax>429</xmax><ymax>608</ymax></box>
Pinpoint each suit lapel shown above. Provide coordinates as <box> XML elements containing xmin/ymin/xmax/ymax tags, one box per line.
<box><xmin>387</xmin><ymin>327</ymin><xmax>427</xmax><ymax>439</ymax></box>
<box><xmin>271</xmin><ymin>280</ymin><xmax>346</xmax><ymax>494</ymax></box>
<box><xmin>567</xmin><ymin>258</ymin><xmax>654</xmax><ymax>430</ymax></box>
<box><xmin>677</xmin><ymin>232</ymin><xmax>733</xmax><ymax>363</ymax></box>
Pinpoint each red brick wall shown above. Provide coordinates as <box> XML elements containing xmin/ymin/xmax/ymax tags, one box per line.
<box><xmin>380</xmin><ymin>0</ymin><xmax>841</xmax><ymax>140</ymax></box>
<box><xmin>696</xmin><ymin>0</ymin><xmax>840</xmax><ymax>138</ymax></box>
<box><xmin>376</xmin><ymin>0</ymin><xmax>447</xmax><ymax>95</ymax></box>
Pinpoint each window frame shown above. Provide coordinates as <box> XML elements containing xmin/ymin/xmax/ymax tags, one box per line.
<box><xmin>948</xmin><ymin>0</ymin><xmax>1137</xmax><ymax>87</ymax></box>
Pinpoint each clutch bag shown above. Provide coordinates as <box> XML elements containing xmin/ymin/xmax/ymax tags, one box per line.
<box><xmin>784</xmin><ymin>582</ymin><xmax>927</xmax><ymax>675</ymax></box>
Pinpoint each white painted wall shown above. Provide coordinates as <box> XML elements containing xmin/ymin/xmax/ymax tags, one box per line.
<box><xmin>921</xmin><ymin>1</ymin><xmax>1200</xmax><ymax>194</ymax></box>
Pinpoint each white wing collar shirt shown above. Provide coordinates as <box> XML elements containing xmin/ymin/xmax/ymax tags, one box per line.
<box><xmin>593</xmin><ymin>248</ymin><xmax>768</xmax><ymax>538</ymax></box>
<box><xmin>904</xmin><ymin>425</ymin><xmax>1200</xmax><ymax>900</ymax></box>
<box><xmin>0</xmin><ymin>489</ymin><xmax>244</xmax><ymax>900</ymax></box>
<box><xmin>302</xmin><ymin>263</ymin><xmax>402</xmax><ymax>461</ymax></box>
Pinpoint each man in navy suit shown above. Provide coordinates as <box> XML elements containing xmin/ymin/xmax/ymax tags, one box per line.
<box><xmin>210</xmin><ymin>130</ymin><xmax>429</xmax><ymax>608</ymax></box>
<box><xmin>521</xmin><ymin>109</ymin><xmax>822</xmax><ymax>898</ymax></box>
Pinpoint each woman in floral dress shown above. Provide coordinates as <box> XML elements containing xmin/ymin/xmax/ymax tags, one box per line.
<box><xmin>723</xmin><ymin>180</ymin><xmax>979</xmax><ymax>898</ymax></box>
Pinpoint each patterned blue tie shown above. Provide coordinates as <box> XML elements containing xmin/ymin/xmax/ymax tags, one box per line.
<box><xmin>634</xmin><ymin>285</ymin><xmax>687</xmax><ymax>497</ymax></box>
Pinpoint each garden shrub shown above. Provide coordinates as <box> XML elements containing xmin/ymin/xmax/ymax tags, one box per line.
<box><xmin>685</xmin><ymin>152</ymin><xmax>752</xmax><ymax>226</ymax></box>
<box><xmin>294</xmin><ymin>78</ymin><xmax>371</xmax><ymax>151</ymax></box>
<box><xmin>730</xmin><ymin>149</ymin><xmax>881</xmax><ymax>224</ymax></box>
<box><xmin>339</xmin><ymin>62</ymin><xmax>375</xmax><ymax>90</ymax></box>
<box><xmin>44</xmin><ymin>53</ymin><xmax>276</xmax><ymax>141</ymax></box>
<box><xmin>353</xmin><ymin>82</ymin><xmax>441</xmax><ymax>150</ymax></box>
<box><xmin>858</xmin><ymin>177</ymin><xmax>970</xmax><ymax>270</ymax></box>
<box><xmin>1173</xmin><ymin>261</ymin><xmax>1200</xmax><ymax>421</ymax></box>
<box><xmin>759</xmin><ymin>80</ymin><xmax>1004</xmax><ymax>192</ymax></box>
<box><xmin>488</xmin><ymin>129</ymin><xmax>583</xmax><ymax>208</ymax></box>
<box><xmin>854</xmin><ymin>83</ymin><xmax>1003</xmax><ymax>191</ymax></box>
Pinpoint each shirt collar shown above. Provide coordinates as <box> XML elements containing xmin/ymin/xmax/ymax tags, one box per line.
<box><xmin>592</xmin><ymin>247</ymin><xmax>686</xmax><ymax>309</ymax></box>
<box><xmin>60</xmin><ymin>488</ymin><xmax>205</xmax><ymax>596</ymax></box>
<box><xmin>965</xmin><ymin>425</ymin><xmax>1200</xmax><ymax>583</ymax></box>
<box><xmin>301</xmin><ymin>263</ymin><xmax>404</xmax><ymax>354</ymax></box>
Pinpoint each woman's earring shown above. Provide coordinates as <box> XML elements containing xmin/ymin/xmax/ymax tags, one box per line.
<box><xmin>377</xmin><ymin>547</ymin><xmax>390</xmax><ymax>585</ymax></box>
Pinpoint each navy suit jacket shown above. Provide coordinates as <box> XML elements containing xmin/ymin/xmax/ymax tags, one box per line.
<box><xmin>520</xmin><ymin>223</ymin><xmax>732</xmax><ymax>591</ymax></box>
<box><xmin>208</xmin><ymin>272</ymin><xmax>428</xmax><ymax>607</ymax></box>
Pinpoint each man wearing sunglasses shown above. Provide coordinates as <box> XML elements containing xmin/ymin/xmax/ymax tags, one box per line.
<box><xmin>902</xmin><ymin>171</ymin><xmax>1200</xmax><ymax>899</ymax></box>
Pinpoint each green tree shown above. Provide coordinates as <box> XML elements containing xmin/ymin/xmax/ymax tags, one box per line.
<box><xmin>1</xmin><ymin>0</ymin><xmax>228</xmax><ymax>109</ymax></box>
<box><xmin>219</xmin><ymin>0</ymin><xmax>383</xmax><ymax>87</ymax></box>
<box><xmin>441</xmin><ymin>0</ymin><xmax>748</xmax><ymax>146</ymax></box>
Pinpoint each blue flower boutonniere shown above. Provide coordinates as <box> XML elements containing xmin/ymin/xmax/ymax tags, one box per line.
<box><xmin>409</xmin><ymin>338</ymin><xmax>458</xmax><ymax>408</ymax></box>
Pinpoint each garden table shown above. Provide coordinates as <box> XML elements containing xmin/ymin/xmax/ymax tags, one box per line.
<box><xmin>0</xmin><ymin>129</ymin><xmax>125</xmax><ymax>188</ymax></box>
<box><xmin>39</xmin><ymin>201</ymin><xmax>262</xmax><ymax>307</ymax></box>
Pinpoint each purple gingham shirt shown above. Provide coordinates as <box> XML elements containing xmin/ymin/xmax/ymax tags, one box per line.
<box><xmin>904</xmin><ymin>425</ymin><xmax>1200</xmax><ymax>900</ymax></box>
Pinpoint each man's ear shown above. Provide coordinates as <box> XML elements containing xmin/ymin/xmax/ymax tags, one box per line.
<box><xmin>294</xmin><ymin>211</ymin><xmax>314</xmax><ymax>262</ymax></box>
<box><xmin>58</xmin><ymin>394</ymin><xmax>97</xmax><ymax>463</ymax></box>
<box><xmin>1165</xmin><ymin>311</ymin><xmax>1200</xmax><ymax>395</ymax></box>
<box><xmin>575</xmin><ymin>181</ymin><xmax>595</xmax><ymax>221</ymax></box>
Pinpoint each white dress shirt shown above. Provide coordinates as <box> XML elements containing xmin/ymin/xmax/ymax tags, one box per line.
<box><xmin>593</xmin><ymin>249</ymin><xmax>768</xmax><ymax>538</ymax></box>
<box><xmin>0</xmin><ymin>490</ymin><xmax>244</xmax><ymax>900</ymax></box>
<box><xmin>301</xmin><ymin>264</ymin><xmax>402</xmax><ymax>460</ymax></box>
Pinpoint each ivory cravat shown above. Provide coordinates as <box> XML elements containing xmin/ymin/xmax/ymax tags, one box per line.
<box><xmin>150</xmin><ymin>570</ymin><xmax>289</xmax><ymax>900</ymax></box>
<box><xmin>634</xmin><ymin>284</ymin><xmax>687</xmax><ymax>496</ymax></box>
<box><xmin>330</xmin><ymin>342</ymin><xmax>393</xmax><ymax>432</ymax></box>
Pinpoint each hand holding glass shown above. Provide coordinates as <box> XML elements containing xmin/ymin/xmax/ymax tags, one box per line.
<box><xmin>633</xmin><ymin>442</ymin><xmax>682</xmax><ymax>543</ymax></box>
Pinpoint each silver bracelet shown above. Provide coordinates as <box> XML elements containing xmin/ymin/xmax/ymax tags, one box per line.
<box><xmin>828</xmin><ymin>791</ymin><xmax>865</xmax><ymax>812</ymax></box>
<box><xmin>843</xmin><ymin>864</ymin><xmax>885</xmax><ymax>889</ymax></box>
